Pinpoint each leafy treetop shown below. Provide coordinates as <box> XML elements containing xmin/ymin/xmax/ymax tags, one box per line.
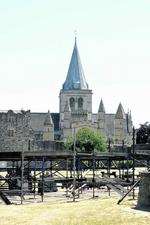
<box><xmin>136</xmin><ymin>122</ymin><xmax>150</xmax><ymax>144</ymax></box>
<box><xmin>65</xmin><ymin>127</ymin><xmax>107</xmax><ymax>153</ymax></box>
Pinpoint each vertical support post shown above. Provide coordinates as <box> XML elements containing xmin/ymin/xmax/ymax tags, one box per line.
<box><xmin>126</xmin><ymin>158</ymin><xmax>129</xmax><ymax>183</ymax></box>
<box><xmin>34</xmin><ymin>157</ymin><xmax>36</xmax><ymax>200</ymax></box>
<box><xmin>28</xmin><ymin>140</ymin><xmax>31</xmax><ymax>151</ymax></box>
<box><xmin>80</xmin><ymin>158</ymin><xmax>83</xmax><ymax>194</ymax></box>
<box><xmin>107</xmin><ymin>139</ymin><xmax>111</xmax><ymax>176</ymax></box>
<box><xmin>27</xmin><ymin>160</ymin><xmax>30</xmax><ymax>191</ymax></box>
<box><xmin>41</xmin><ymin>157</ymin><xmax>45</xmax><ymax>202</ymax></box>
<box><xmin>76</xmin><ymin>157</ymin><xmax>79</xmax><ymax>179</ymax></box>
<box><xmin>122</xmin><ymin>140</ymin><xmax>124</xmax><ymax>152</ymax></box>
<box><xmin>108</xmin><ymin>141</ymin><xmax>111</xmax><ymax>174</ymax></box>
<box><xmin>12</xmin><ymin>160</ymin><xmax>15</xmax><ymax>173</ymax></box>
<box><xmin>73</xmin><ymin>127</ymin><xmax>76</xmax><ymax>202</ymax></box>
<box><xmin>108</xmin><ymin>139</ymin><xmax>111</xmax><ymax>153</ymax></box>
<box><xmin>92</xmin><ymin>149</ymin><xmax>95</xmax><ymax>198</ymax></box>
<box><xmin>108</xmin><ymin>139</ymin><xmax>111</xmax><ymax>196</ymax></box>
<box><xmin>21</xmin><ymin>152</ymin><xmax>24</xmax><ymax>204</ymax></box>
<box><xmin>147</xmin><ymin>160</ymin><xmax>150</xmax><ymax>171</ymax></box>
<box><xmin>80</xmin><ymin>159</ymin><xmax>83</xmax><ymax>179</ymax></box>
<box><xmin>50</xmin><ymin>160</ymin><xmax>53</xmax><ymax>177</ymax></box>
<box><xmin>66</xmin><ymin>158</ymin><xmax>69</xmax><ymax>197</ymax></box>
<box><xmin>132</xmin><ymin>126</ymin><xmax>135</xmax><ymax>199</ymax></box>
<box><xmin>122</xmin><ymin>141</ymin><xmax>125</xmax><ymax>179</ymax></box>
<box><xmin>122</xmin><ymin>160</ymin><xmax>125</xmax><ymax>180</ymax></box>
<box><xmin>119</xmin><ymin>165</ymin><xmax>121</xmax><ymax>178</ymax></box>
<box><xmin>70</xmin><ymin>160</ymin><xmax>73</xmax><ymax>178</ymax></box>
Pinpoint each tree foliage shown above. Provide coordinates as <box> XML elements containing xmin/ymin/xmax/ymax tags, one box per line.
<box><xmin>136</xmin><ymin>122</ymin><xmax>150</xmax><ymax>144</ymax></box>
<box><xmin>65</xmin><ymin>127</ymin><xmax>107</xmax><ymax>153</ymax></box>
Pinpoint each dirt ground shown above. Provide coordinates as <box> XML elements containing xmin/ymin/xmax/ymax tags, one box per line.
<box><xmin>0</xmin><ymin>189</ymin><xmax>150</xmax><ymax>225</ymax></box>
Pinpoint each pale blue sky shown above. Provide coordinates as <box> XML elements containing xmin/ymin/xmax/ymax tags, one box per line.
<box><xmin>0</xmin><ymin>0</ymin><xmax>150</xmax><ymax>127</ymax></box>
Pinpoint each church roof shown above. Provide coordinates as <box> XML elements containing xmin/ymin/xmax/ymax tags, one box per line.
<box><xmin>62</xmin><ymin>38</ymin><xmax>89</xmax><ymax>91</ymax></box>
<box><xmin>98</xmin><ymin>99</ymin><xmax>105</xmax><ymax>113</ymax></box>
<box><xmin>115</xmin><ymin>103</ymin><xmax>126</xmax><ymax>119</ymax></box>
<box><xmin>31</xmin><ymin>113</ymin><xmax>59</xmax><ymax>132</ymax></box>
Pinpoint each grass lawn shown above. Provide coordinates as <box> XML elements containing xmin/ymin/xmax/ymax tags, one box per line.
<box><xmin>0</xmin><ymin>195</ymin><xmax>150</xmax><ymax>225</ymax></box>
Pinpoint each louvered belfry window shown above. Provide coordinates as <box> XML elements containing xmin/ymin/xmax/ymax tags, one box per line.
<box><xmin>78</xmin><ymin>97</ymin><xmax>83</xmax><ymax>109</ymax></box>
<box><xmin>70</xmin><ymin>97</ymin><xmax>75</xmax><ymax>111</ymax></box>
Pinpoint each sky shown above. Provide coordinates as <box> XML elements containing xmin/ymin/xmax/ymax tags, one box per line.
<box><xmin>0</xmin><ymin>0</ymin><xmax>150</xmax><ymax>128</ymax></box>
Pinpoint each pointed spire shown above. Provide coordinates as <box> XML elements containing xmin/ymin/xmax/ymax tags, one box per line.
<box><xmin>64</xmin><ymin>101</ymin><xmax>71</xmax><ymax>112</ymax></box>
<box><xmin>98</xmin><ymin>99</ymin><xmax>105</xmax><ymax>113</ymax></box>
<box><xmin>62</xmin><ymin>38</ymin><xmax>89</xmax><ymax>90</ymax></box>
<box><xmin>44</xmin><ymin>110</ymin><xmax>53</xmax><ymax>126</ymax></box>
<box><xmin>115</xmin><ymin>103</ymin><xmax>126</xmax><ymax>119</ymax></box>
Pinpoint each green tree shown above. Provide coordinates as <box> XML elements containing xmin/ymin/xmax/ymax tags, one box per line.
<box><xmin>65</xmin><ymin>127</ymin><xmax>107</xmax><ymax>153</ymax></box>
<box><xmin>136</xmin><ymin>122</ymin><xmax>150</xmax><ymax>144</ymax></box>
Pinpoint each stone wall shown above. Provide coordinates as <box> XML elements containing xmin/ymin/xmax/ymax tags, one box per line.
<box><xmin>0</xmin><ymin>110</ymin><xmax>65</xmax><ymax>152</ymax></box>
<box><xmin>137</xmin><ymin>172</ymin><xmax>150</xmax><ymax>207</ymax></box>
<box><xmin>0</xmin><ymin>110</ymin><xmax>34</xmax><ymax>152</ymax></box>
<box><xmin>34</xmin><ymin>140</ymin><xmax>64</xmax><ymax>151</ymax></box>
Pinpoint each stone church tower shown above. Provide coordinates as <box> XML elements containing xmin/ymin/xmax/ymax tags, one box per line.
<box><xmin>59</xmin><ymin>38</ymin><xmax>96</xmax><ymax>140</ymax></box>
<box><xmin>59</xmin><ymin>38</ymin><xmax>133</xmax><ymax>144</ymax></box>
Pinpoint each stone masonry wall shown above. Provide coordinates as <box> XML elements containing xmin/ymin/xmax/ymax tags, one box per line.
<box><xmin>137</xmin><ymin>172</ymin><xmax>150</xmax><ymax>207</ymax></box>
<box><xmin>0</xmin><ymin>110</ymin><xmax>34</xmax><ymax>152</ymax></box>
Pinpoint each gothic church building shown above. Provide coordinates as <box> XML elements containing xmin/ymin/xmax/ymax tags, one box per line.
<box><xmin>0</xmin><ymin>39</ymin><xmax>132</xmax><ymax>151</ymax></box>
<box><xmin>58</xmin><ymin>38</ymin><xmax>132</xmax><ymax>145</ymax></box>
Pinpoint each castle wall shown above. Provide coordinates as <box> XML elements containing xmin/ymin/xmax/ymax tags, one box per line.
<box><xmin>0</xmin><ymin>110</ymin><xmax>34</xmax><ymax>152</ymax></box>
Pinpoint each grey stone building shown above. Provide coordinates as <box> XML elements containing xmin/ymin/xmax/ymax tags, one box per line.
<box><xmin>58</xmin><ymin>38</ymin><xmax>133</xmax><ymax>145</ymax></box>
<box><xmin>0</xmin><ymin>110</ymin><xmax>34</xmax><ymax>151</ymax></box>
<box><xmin>30</xmin><ymin>38</ymin><xmax>132</xmax><ymax>145</ymax></box>
<box><xmin>0</xmin><ymin>38</ymin><xmax>133</xmax><ymax>151</ymax></box>
<box><xmin>0</xmin><ymin>110</ymin><xmax>63</xmax><ymax>151</ymax></box>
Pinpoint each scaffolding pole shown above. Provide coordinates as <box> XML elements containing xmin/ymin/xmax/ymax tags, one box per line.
<box><xmin>132</xmin><ymin>127</ymin><xmax>135</xmax><ymax>199</ymax></box>
<box><xmin>21</xmin><ymin>152</ymin><xmax>24</xmax><ymax>204</ymax></box>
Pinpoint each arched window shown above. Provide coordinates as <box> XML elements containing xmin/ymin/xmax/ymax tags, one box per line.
<box><xmin>78</xmin><ymin>97</ymin><xmax>83</xmax><ymax>109</ymax></box>
<box><xmin>69</xmin><ymin>97</ymin><xmax>75</xmax><ymax>111</ymax></box>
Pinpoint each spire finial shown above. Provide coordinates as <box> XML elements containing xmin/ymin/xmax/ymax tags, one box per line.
<box><xmin>74</xmin><ymin>30</ymin><xmax>77</xmax><ymax>43</ymax></box>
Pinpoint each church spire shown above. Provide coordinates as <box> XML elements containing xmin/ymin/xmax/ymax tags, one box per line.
<box><xmin>98</xmin><ymin>99</ymin><xmax>105</xmax><ymax>113</ymax></box>
<box><xmin>62</xmin><ymin>38</ymin><xmax>89</xmax><ymax>90</ymax></box>
<box><xmin>115</xmin><ymin>103</ymin><xmax>126</xmax><ymax>119</ymax></box>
